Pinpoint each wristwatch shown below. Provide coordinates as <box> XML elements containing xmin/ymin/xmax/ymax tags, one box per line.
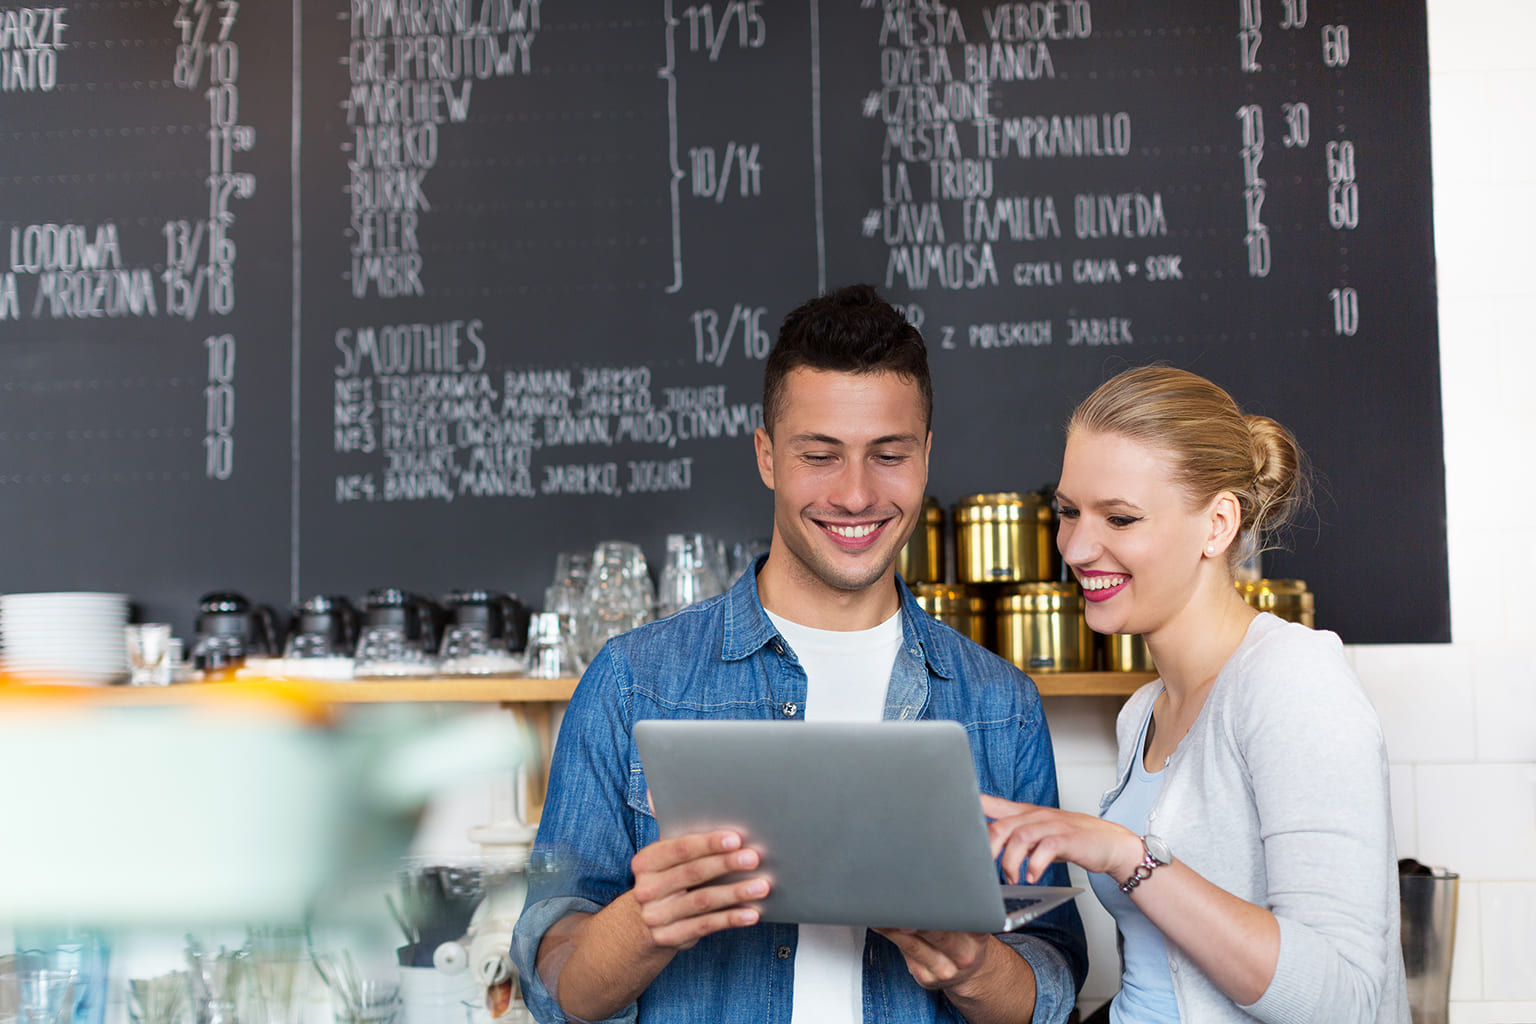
<box><xmin>1118</xmin><ymin>834</ymin><xmax>1172</xmax><ymax>894</ymax></box>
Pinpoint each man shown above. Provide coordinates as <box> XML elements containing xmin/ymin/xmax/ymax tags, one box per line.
<box><xmin>510</xmin><ymin>284</ymin><xmax>1087</xmax><ymax>1023</ymax></box>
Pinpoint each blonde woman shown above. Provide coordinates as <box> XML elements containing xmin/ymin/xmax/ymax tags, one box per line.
<box><xmin>985</xmin><ymin>366</ymin><xmax>1408</xmax><ymax>1023</ymax></box>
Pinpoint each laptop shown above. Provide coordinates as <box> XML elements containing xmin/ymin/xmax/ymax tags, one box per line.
<box><xmin>633</xmin><ymin>719</ymin><xmax>1081</xmax><ymax>932</ymax></box>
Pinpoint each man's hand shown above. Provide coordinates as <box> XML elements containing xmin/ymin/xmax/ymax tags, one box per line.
<box><xmin>873</xmin><ymin>929</ymin><xmax>1039</xmax><ymax>1024</ymax></box>
<box><xmin>631</xmin><ymin>829</ymin><xmax>771</xmax><ymax>950</ymax></box>
<box><xmin>872</xmin><ymin>928</ymin><xmax>991</xmax><ymax>992</ymax></box>
<box><xmin>536</xmin><ymin>828</ymin><xmax>771</xmax><ymax>1021</ymax></box>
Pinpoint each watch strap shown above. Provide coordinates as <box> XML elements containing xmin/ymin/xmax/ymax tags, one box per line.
<box><xmin>1118</xmin><ymin>836</ymin><xmax>1167</xmax><ymax>894</ymax></box>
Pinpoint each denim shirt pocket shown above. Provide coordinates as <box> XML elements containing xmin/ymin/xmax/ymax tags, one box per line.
<box><xmin>626</xmin><ymin>760</ymin><xmax>660</xmax><ymax>852</ymax></box>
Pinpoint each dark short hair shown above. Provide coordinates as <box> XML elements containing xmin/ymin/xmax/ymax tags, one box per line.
<box><xmin>762</xmin><ymin>284</ymin><xmax>932</xmax><ymax>435</ymax></box>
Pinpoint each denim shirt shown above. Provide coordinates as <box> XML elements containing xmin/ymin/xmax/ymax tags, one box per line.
<box><xmin>511</xmin><ymin>560</ymin><xmax>1088</xmax><ymax>1024</ymax></box>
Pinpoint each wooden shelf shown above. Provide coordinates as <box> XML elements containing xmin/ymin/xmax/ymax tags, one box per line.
<box><xmin>1034</xmin><ymin>671</ymin><xmax>1157</xmax><ymax>697</ymax></box>
<box><xmin>2</xmin><ymin>671</ymin><xmax>1152</xmax><ymax>706</ymax></box>
<box><xmin>302</xmin><ymin>676</ymin><xmax>578</xmax><ymax>703</ymax></box>
<box><xmin>0</xmin><ymin>675</ymin><xmax>578</xmax><ymax>708</ymax></box>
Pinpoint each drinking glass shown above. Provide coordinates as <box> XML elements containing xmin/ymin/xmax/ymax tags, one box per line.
<box><xmin>125</xmin><ymin>624</ymin><xmax>174</xmax><ymax>686</ymax></box>
<box><xmin>128</xmin><ymin>972</ymin><xmax>190</xmax><ymax>1024</ymax></box>
<box><xmin>730</xmin><ymin>538</ymin><xmax>771</xmax><ymax>579</ymax></box>
<box><xmin>12</xmin><ymin>960</ymin><xmax>73</xmax><ymax>1024</ymax></box>
<box><xmin>543</xmin><ymin>552</ymin><xmax>590</xmax><ymax>673</ymax></box>
<box><xmin>656</xmin><ymin>534</ymin><xmax>724</xmax><ymax>618</ymax></box>
<box><xmin>236</xmin><ymin>927</ymin><xmax>308</xmax><ymax>1024</ymax></box>
<box><xmin>524</xmin><ymin>613</ymin><xmax>578</xmax><ymax>679</ymax></box>
<box><xmin>314</xmin><ymin>954</ymin><xmax>401</xmax><ymax>1024</ymax></box>
<box><xmin>184</xmin><ymin>936</ymin><xmax>246</xmax><ymax>1024</ymax></box>
<box><xmin>14</xmin><ymin>929</ymin><xmax>109</xmax><ymax>1024</ymax></box>
<box><xmin>578</xmin><ymin>542</ymin><xmax>653</xmax><ymax>661</ymax></box>
<box><xmin>337</xmin><ymin>977</ymin><xmax>401</xmax><ymax>1024</ymax></box>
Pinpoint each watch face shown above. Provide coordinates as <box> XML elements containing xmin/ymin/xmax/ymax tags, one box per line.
<box><xmin>1144</xmin><ymin>834</ymin><xmax>1172</xmax><ymax>865</ymax></box>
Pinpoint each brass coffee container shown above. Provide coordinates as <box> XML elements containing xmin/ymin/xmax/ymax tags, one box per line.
<box><xmin>1104</xmin><ymin>633</ymin><xmax>1155</xmax><ymax>672</ymax></box>
<box><xmin>911</xmin><ymin>583</ymin><xmax>989</xmax><ymax>647</ymax></box>
<box><xmin>896</xmin><ymin>496</ymin><xmax>946</xmax><ymax>584</ymax></box>
<box><xmin>954</xmin><ymin>492</ymin><xmax>1055</xmax><ymax>583</ymax></box>
<box><xmin>1235</xmin><ymin>578</ymin><xmax>1315</xmax><ymax>627</ymax></box>
<box><xmin>995</xmin><ymin>582</ymin><xmax>1092</xmax><ymax>673</ymax></box>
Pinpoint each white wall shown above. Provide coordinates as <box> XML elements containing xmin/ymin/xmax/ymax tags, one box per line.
<box><xmin>1050</xmin><ymin>0</ymin><xmax>1536</xmax><ymax>1017</ymax></box>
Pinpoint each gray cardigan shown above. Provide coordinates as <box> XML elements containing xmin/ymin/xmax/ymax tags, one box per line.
<box><xmin>1101</xmin><ymin>613</ymin><xmax>1410</xmax><ymax>1023</ymax></box>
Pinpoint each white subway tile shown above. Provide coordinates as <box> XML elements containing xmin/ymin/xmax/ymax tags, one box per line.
<box><xmin>1474</xmin><ymin>648</ymin><xmax>1536</xmax><ymax>762</ymax></box>
<box><xmin>1436</xmin><ymin>297</ymin><xmax>1498</xmax><ymax>446</ymax></box>
<box><xmin>1353</xmin><ymin>645</ymin><xmax>1477</xmax><ymax>763</ymax></box>
<box><xmin>1415</xmin><ymin>764</ymin><xmax>1536</xmax><ymax>880</ymax></box>
<box><xmin>1450</xmin><ymin>880</ymin><xmax>1484</xmax><ymax>1002</ymax></box>
<box><xmin>1429</xmin><ymin>0</ymin><xmax>1536</xmax><ymax>1016</ymax></box>
<box><xmin>1392</xmin><ymin>764</ymin><xmax>1419</xmax><ymax>859</ymax></box>
<box><xmin>1430</xmin><ymin>71</ymin><xmax>1536</xmax><ymax>184</ymax></box>
<box><xmin>1480</xmin><ymin>883</ymin><xmax>1536</xmax><ymax>1000</ymax></box>
<box><xmin>1433</xmin><ymin>184</ymin><xmax>1536</xmax><ymax>299</ymax></box>
<box><xmin>1055</xmin><ymin>761</ymin><xmax>1120</xmax><ymax>818</ymax></box>
<box><xmin>1446</xmin><ymin>544</ymin><xmax>1517</xmax><ymax>650</ymax></box>
<box><xmin>1428</xmin><ymin>0</ymin><xmax>1536</xmax><ymax>72</ymax></box>
<box><xmin>1041</xmin><ymin>695</ymin><xmax>1120</xmax><ymax>764</ymax></box>
<box><xmin>1449</xmin><ymin>1001</ymin><xmax>1536</xmax><ymax>1024</ymax></box>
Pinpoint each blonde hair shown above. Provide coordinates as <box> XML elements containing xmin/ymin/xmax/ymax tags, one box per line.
<box><xmin>1068</xmin><ymin>365</ymin><xmax>1308</xmax><ymax>564</ymax></box>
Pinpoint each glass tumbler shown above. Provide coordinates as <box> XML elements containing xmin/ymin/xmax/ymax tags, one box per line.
<box><xmin>578</xmin><ymin>542</ymin><xmax>653</xmax><ymax>661</ymax></box>
<box><xmin>125</xmin><ymin>624</ymin><xmax>174</xmax><ymax>686</ymax></box>
<box><xmin>128</xmin><ymin>972</ymin><xmax>190</xmax><ymax>1024</ymax></box>
<box><xmin>656</xmin><ymin>534</ymin><xmax>724</xmax><ymax>618</ymax></box>
<box><xmin>14</xmin><ymin>963</ymin><xmax>74</xmax><ymax>1024</ymax></box>
<box><xmin>524</xmin><ymin>613</ymin><xmax>578</xmax><ymax>679</ymax></box>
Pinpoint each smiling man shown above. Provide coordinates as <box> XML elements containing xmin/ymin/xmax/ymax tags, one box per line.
<box><xmin>510</xmin><ymin>284</ymin><xmax>1087</xmax><ymax>1024</ymax></box>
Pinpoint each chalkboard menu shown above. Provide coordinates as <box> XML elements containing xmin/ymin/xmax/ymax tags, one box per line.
<box><xmin>0</xmin><ymin>1</ymin><xmax>1448</xmax><ymax>645</ymax></box>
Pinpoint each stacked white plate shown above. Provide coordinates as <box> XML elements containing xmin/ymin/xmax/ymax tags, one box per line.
<box><xmin>1</xmin><ymin>591</ymin><xmax>131</xmax><ymax>685</ymax></box>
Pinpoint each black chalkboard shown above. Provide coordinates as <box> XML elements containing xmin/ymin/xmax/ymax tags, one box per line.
<box><xmin>0</xmin><ymin>1</ymin><xmax>294</xmax><ymax>634</ymax></box>
<box><xmin>0</xmin><ymin>0</ymin><xmax>1447</xmax><ymax>645</ymax></box>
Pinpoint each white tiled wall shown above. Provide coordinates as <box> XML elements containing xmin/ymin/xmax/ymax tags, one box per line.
<box><xmin>1050</xmin><ymin>1</ymin><xmax>1536</xmax><ymax>1016</ymax></box>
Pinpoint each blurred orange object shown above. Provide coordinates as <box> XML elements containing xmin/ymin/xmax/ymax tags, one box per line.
<box><xmin>0</xmin><ymin>674</ymin><xmax>334</xmax><ymax>727</ymax></box>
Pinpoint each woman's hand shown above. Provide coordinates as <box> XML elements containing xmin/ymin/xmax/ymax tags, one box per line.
<box><xmin>981</xmin><ymin>794</ymin><xmax>1145</xmax><ymax>884</ymax></box>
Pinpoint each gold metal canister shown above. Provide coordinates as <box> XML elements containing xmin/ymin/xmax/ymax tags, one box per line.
<box><xmin>1235</xmin><ymin>578</ymin><xmax>1315</xmax><ymax>627</ymax></box>
<box><xmin>910</xmin><ymin>583</ymin><xmax>989</xmax><ymax>647</ymax></box>
<box><xmin>953</xmin><ymin>492</ymin><xmax>1055</xmax><ymax>583</ymax></box>
<box><xmin>995</xmin><ymin>583</ymin><xmax>1092</xmax><ymax>673</ymax></box>
<box><xmin>895</xmin><ymin>496</ymin><xmax>946</xmax><ymax>585</ymax></box>
<box><xmin>1104</xmin><ymin>633</ymin><xmax>1155</xmax><ymax>672</ymax></box>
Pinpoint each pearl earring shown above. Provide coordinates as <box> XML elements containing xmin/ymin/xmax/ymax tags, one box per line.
<box><xmin>1206</xmin><ymin>545</ymin><xmax>1216</xmax><ymax>556</ymax></box>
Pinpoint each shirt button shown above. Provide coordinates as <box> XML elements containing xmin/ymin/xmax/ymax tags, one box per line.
<box><xmin>781</xmin><ymin>702</ymin><xmax>798</xmax><ymax>718</ymax></box>
<box><xmin>776</xmin><ymin>945</ymin><xmax>792</xmax><ymax>960</ymax></box>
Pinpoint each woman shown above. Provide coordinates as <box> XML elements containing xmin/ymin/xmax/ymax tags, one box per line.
<box><xmin>985</xmin><ymin>366</ymin><xmax>1408</xmax><ymax>1023</ymax></box>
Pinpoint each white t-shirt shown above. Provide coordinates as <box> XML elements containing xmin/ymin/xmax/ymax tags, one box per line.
<box><xmin>767</xmin><ymin>609</ymin><xmax>903</xmax><ymax>1024</ymax></box>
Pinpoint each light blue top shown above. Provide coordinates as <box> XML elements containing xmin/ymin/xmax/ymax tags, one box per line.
<box><xmin>510</xmin><ymin>557</ymin><xmax>1087</xmax><ymax>1024</ymax></box>
<box><xmin>1087</xmin><ymin>699</ymin><xmax>1180</xmax><ymax>1023</ymax></box>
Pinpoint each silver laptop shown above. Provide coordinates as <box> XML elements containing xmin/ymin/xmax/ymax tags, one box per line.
<box><xmin>634</xmin><ymin>719</ymin><xmax>1081</xmax><ymax>932</ymax></box>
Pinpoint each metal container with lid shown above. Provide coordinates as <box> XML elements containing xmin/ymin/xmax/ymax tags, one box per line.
<box><xmin>895</xmin><ymin>496</ymin><xmax>946</xmax><ymax>584</ymax></box>
<box><xmin>995</xmin><ymin>582</ymin><xmax>1092</xmax><ymax>673</ymax></box>
<box><xmin>1103</xmin><ymin>632</ymin><xmax>1155</xmax><ymax>673</ymax></box>
<box><xmin>953</xmin><ymin>492</ymin><xmax>1055</xmax><ymax>583</ymax></box>
<box><xmin>910</xmin><ymin>583</ymin><xmax>989</xmax><ymax>647</ymax></box>
<box><xmin>1235</xmin><ymin>578</ymin><xmax>1315</xmax><ymax>627</ymax></box>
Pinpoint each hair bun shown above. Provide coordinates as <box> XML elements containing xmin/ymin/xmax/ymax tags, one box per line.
<box><xmin>1244</xmin><ymin>414</ymin><xmax>1304</xmax><ymax>537</ymax></box>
